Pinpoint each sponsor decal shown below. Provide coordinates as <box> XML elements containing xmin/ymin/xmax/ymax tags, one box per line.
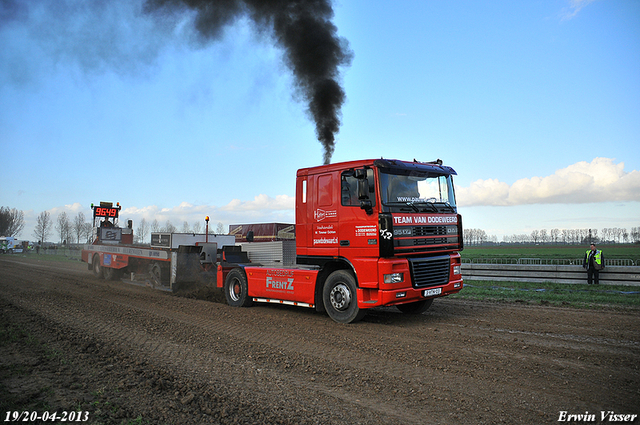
<box><xmin>314</xmin><ymin>223</ymin><xmax>338</xmax><ymax>245</ymax></box>
<box><xmin>266</xmin><ymin>276</ymin><xmax>294</xmax><ymax>292</ymax></box>
<box><xmin>314</xmin><ymin>208</ymin><xmax>337</xmax><ymax>222</ymax></box>
<box><xmin>313</xmin><ymin>237</ymin><xmax>338</xmax><ymax>245</ymax></box>
<box><xmin>393</xmin><ymin>214</ymin><xmax>458</xmax><ymax>225</ymax></box>
<box><xmin>355</xmin><ymin>225</ymin><xmax>377</xmax><ymax>237</ymax></box>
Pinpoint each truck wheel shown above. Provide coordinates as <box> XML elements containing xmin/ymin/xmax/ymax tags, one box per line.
<box><xmin>322</xmin><ymin>270</ymin><xmax>365</xmax><ymax>324</ymax></box>
<box><xmin>92</xmin><ymin>254</ymin><xmax>104</xmax><ymax>279</ymax></box>
<box><xmin>396</xmin><ymin>298</ymin><xmax>433</xmax><ymax>314</ymax></box>
<box><xmin>224</xmin><ymin>268</ymin><xmax>253</xmax><ymax>307</ymax></box>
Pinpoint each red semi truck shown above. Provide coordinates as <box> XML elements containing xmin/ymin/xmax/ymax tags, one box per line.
<box><xmin>83</xmin><ymin>158</ymin><xmax>463</xmax><ymax>323</ymax></box>
<box><xmin>218</xmin><ymin>158</ymin><xmax>463</xmax><ymax>323</ymax></box>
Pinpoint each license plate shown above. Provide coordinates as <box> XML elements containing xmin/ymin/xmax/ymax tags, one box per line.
<box><xmin>423</xmin><ymin>287</ymin><xmax>442</xmax><ymax>297</ymax></box>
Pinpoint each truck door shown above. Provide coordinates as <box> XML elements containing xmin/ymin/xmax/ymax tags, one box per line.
<box><xmin>338</xmin><ymin>168</ymin><xmax>379</xmax><ymax>286</ymax></box>
<box><xmin>306</xmin><ymin>171</ymin><xmax>340</xmax><ymax>258</ymax></box>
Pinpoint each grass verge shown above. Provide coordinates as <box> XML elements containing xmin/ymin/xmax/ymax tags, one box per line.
<box><xmin>451</xmin><ymin>280</ymin><xmax>640</xmax><ymax>309</ymax></box>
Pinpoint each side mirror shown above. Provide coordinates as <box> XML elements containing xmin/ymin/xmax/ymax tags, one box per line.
<box><xmin>356</xmin><ymin>168</ymin><xmax>373</xmax><ymax>215</ymax></box>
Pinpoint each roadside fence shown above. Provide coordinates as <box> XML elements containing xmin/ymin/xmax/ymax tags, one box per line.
<box><xmin>461</xmin><ymin>261</ymin><xmax>640</xmax><ymax>286</ymax></box>
<box><xmin>462</xmin><ymin>258</ymin><xmax>639</xmax><ymax>266</ymax></box>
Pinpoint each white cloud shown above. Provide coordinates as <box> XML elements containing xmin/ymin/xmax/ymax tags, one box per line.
<box><xmin>457</xmin><ymin>158</ymin><xmax>640</xmax><ymax>207</ymax></box>
<box><xmin>561</xmin><ymin>0</ymin><xmax>598</xmax><ymax>20</ymax></box>
<box><xmin>219</xmin><ymin>194</ymin><xmax>294</xmax><ymax>212</ymax></box>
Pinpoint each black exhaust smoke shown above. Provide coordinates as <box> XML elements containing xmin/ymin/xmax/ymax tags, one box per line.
<box><xmin>145</xmin><ymin>0</ymin><xmax>352</xmax><ymax>164</ymax></box>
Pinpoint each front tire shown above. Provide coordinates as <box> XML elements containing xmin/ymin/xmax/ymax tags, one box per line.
<box><xmin>224</xmin><ymin>268</ymin><xmax>253</xmax><ymax>307</ymax></box>
<box><xmin>396</xmin><ymin>298</ymin><xmax>433</xmax><ymax>314</ymax></box>
<box><xmin>322</xmin><ymin>270</ymin><xmax>365</xmax><ymax>324</ymax></box>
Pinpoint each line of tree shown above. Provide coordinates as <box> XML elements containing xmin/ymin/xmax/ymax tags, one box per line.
<box><xmin>1</xmin><ymin>206</ymin><xmax>227</xmax><ymax>245</ymax></box>
<box><xmin>133</xmin><ymin>218</ymin><xmax>223</xmax><ymax>244</ymax></box>
<box><xmin>465</xmin><ymin>227</ymin><xmax>640</xmax><ymax>246</ymax></box>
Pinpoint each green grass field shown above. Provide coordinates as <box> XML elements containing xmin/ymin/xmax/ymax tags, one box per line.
<box><xmin>450</xmin><ymin>280</ymin><xmax>640</xmax><ymax>309</ymax></box>
<box><xmin>458</xmin><ymin>244</ymin><xmax>640</xmax><ymax>308</ymax></box>
<box><xmin>461</xmin><ymin>244</ymin><xmax>640</xmax><ymax>261</ymax></box>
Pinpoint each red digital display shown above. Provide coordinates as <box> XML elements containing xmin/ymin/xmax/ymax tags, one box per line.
<box><xmin>94</xmin><ymin>207</ymin><xmax>119</xmax><ymax>218</ymax></box>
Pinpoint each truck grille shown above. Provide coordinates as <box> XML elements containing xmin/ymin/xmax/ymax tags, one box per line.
<box><xmin>409</xmin><ymin>256</ymin><xmax>450</xmax><ymax>288</ymax></box>
<box><xmin>414</xmin><ymin>226</ymin><xmax>447</xmax><ymax>236</ymax></box>
<box><xmin>393</xmin><ymin>224</ymin><xmax>459</xmax><ymax>254</ymax></box>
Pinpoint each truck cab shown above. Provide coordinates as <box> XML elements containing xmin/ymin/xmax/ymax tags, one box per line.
<box><xmin>295</xmin><ymin>158</ymin><xmax>463</xmax><ymax>320</ymax></box>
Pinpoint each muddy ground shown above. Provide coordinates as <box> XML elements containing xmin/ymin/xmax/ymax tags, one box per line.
<box><xmin>0</xmin><ymin>256</ymin><xmax>638</xmax><ymax>424</ymax></box>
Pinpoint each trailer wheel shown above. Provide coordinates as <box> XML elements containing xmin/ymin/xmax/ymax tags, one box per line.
<box><xmin>396</xmin><ymin>298</ymin><xmax>433</xmax><ymax>314</ymax></box>
<box><xmin>224</xmin><ymin>268</ymin><xmax>253</xmax><ymax>307</ymax></box>
<box><xmin>104</xmin><ymin>267</ymin><xmax>122</xmax><ymax>281</ymax></box>
<box><xmin>322</xmin><ymin>270</ymin><xmax>365</xmax><ymax>324</ymax></box>
<box><xmin>92</xmin><ymin>254</ymin><xmax>104</xmax><ymax>279</ymax></box>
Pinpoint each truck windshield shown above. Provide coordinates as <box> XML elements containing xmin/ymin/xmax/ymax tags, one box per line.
<box><xmin>379</xmin><ymin>170</ymin><xmax>457</xmax><ymax>211</ymax></box>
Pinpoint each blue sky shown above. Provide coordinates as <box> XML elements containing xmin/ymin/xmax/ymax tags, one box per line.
<box><xmin>1</xmin><ymin>0</ymin><xmax>639</xmax><ymax>242</ymax></box>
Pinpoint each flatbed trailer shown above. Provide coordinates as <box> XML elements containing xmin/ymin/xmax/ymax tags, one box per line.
<box><xmin>81</xmin><ymin>203</ymin><xmax>234</xmax><ymax>290</ymax></box>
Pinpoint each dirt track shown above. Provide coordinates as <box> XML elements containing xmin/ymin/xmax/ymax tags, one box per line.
<box><xmin>1</xmin><ymin>256</ymin><xmax>638</xmax><ymax>424</ymax></box>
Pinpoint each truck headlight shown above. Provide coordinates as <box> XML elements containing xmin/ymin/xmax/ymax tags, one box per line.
<box><xmin>453</xmin><ymin>265</ymin><xmax>461</xmax><ymax>275</ymax></box>
<box><xmin>383</xmin><ymin>272</ymin><xmax>404</xmax><ymax>283</ymax></box>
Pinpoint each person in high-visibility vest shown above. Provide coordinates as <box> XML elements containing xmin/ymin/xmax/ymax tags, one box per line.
<box><xmin>583</xmin><ymin>243</ymin><xmax>605</xmax><ymax>284</ymax></box>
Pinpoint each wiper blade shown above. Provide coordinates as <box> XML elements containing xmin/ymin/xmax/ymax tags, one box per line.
<box><xmin>410</xmin><ymin>202</ymin><xmax>437</xmax><ymax>212</ymax></box>
<box><xmin>402</xmin><ymin>203</ymin><xmax>420</xmax><ymax>212</ymax></box>
<box><xmin>432</xmin><ymin>202</ymin><xmax>455</xmax><ymax>212</ymax></box>
<box><xmin>387</xmin><ymin>201</ymin><xmax>438</xmax><ymax>213</ymax></box>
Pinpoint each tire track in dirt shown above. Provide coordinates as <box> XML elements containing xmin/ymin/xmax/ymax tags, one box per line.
<box><xmin>0</xmin><ymin>268</ymin><xmax>542</xmax><ymax>423</ymax></box>
<box><xmin>1</xmin><ymin>267</ymin><xmax>422</xmax><ymax>423</ymax></box>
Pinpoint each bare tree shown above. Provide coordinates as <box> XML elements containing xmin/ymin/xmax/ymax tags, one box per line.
<box><xmin>151</xmin><ymin>219</ymin><xmax>161</xmax><ymax>233</ymax></box>
<box><xmin>56</xmin><ymin>212</ymin><xmax>71</xmax><ymax>245</ymax></box>
<box><xmin>181</xmin><ymin>221</ymin><xmax>191</xmax><ymax>233</ymax></box>
<box><xmin>73</xmin><ymin>212</ymin><xmax>87</xmax><ymax>243</ymax></box>
<box><xmin>136</xmin><ymin>218</ymin><xmax>149</xmax><ymax>244</ymax></box>
<box><xmin>0</xmin><ymin>207</ymin><xmax>25</xmax><ymax>237</ymax></box>
<box><xmin>216</xmin><ymin>222</ymin><xmax>225</xmax><ymax>234</ymax></box>
<box><xmin>530</xmin><ymin>230</ymin><xmax>539</xmax><ymax>244</ymax></box>
<box><xmin>192</xmin><ymin>221</ymin><xmax>202</xmax><ymax>234</ymax></box>
<box><xmin>164</xmin><ymin>220</ymin><xmax>176</xmax><ymax>233</ymax></box>
<box><xmin>32</xmin><ymin>211</ymin><xmax>52</xmax><ymax>244</ymax></box>
<box><xmin>613</xmin><ymin>228</ymin><xmax>623</xmax><ymax>243</ymax></box>
<box><xmin>83</xmin><ymin>222</ymin><xmax>93</xmax><ymax>243</ymax></box>
<box><xmin>539</xmin><ymin>229</ymin><xmax>548</xmax><ymax>244</ymax></box>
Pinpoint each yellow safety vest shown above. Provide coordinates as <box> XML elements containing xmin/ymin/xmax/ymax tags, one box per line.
<box><xmin>586</xmin><ymin>249</ymin><xmax>602</xmax><ymax>266</ymax></box>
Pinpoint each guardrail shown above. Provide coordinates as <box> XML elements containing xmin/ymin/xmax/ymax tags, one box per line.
<box><xmin>461</xmin><ymin>263</ymin><xmax>640</xmax><ymax>286</ymax></box>
<box><xmin>461</xmin><ymin>258</ymin><xmax>639</xmax><ymax>266</ymax></box>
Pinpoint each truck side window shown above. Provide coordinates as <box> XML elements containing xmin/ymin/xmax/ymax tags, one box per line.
<box><xmin>341</xmin><ymin>169</ymin><xmax>375</xmax><ymax>207</ymax></box>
